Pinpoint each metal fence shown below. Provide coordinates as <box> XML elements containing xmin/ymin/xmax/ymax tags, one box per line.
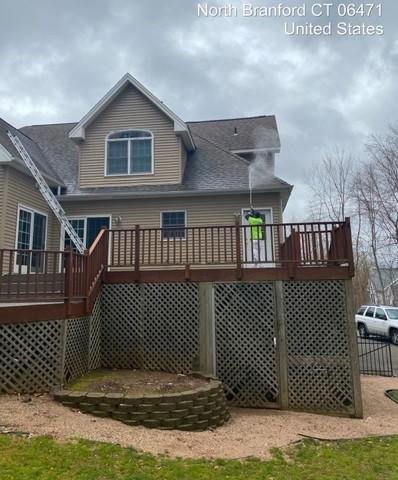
<box><xmin>357</xmin><ymin>335</ymin><xmax>394</xmax><ymax>377</ymax></box>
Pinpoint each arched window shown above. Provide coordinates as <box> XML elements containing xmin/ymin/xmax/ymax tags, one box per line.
<box><xmin>106</xmin><ymin>129</ymin><xmax>153</xmax><ymax>176</ymax></box>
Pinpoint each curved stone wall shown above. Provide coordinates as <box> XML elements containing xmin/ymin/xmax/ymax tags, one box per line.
<box><xmin>54</xmin><ymin>380</ymin><xmax>229</xmax><ymax>431</ymax></box>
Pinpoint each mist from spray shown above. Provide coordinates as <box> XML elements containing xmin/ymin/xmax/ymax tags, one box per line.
<box><xmin>248</xmin><ymin>126</ymin><xmax>278</xmax><ymax>208</ymax></box>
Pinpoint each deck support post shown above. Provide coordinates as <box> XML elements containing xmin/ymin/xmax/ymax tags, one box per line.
<box><xmin>64</xmin><ymin>246</ymin><xmax>73</xmax><ymax>316</ymax></box>
<box><xmin>198</xmin><ymin>282</ymin><xmax>216</xmax><ymax>376</ymax></box>
<box><xmin>274</xmin><ymin>280</ymin><xmax>289</xmax><ymax>409</ymax></box>
<box><xmin>344</xmin><ymin>279</ymin><xmax>363</xmax><ymax>418</ymax></box>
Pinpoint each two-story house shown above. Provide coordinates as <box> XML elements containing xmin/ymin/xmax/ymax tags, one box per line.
<box><xmin>0</xmin><ymin>73</ymin><xmax>292</xmax><ymax>267</ymax></box>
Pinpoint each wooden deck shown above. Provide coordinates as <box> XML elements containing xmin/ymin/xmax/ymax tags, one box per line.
<box><xmin>0</xmin><ymin>219</ymin><xmax>354</xmax><ymax>322</ymax></box>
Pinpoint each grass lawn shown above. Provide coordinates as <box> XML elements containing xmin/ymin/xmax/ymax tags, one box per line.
<box><xmin>1</xmin><ymin>434</ymin><xmax>398</xmax><ymax>479</ymax></box>
<box><xmin>386</xmin><ymin>389</ymin><xmax>398</xmax><ymax>404</ymax></box>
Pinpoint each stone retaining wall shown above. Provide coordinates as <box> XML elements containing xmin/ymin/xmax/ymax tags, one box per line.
<box><xmin>54</xmin><ymin>380</ymin><xmax>229</xmax><ymax>431</ymax></box>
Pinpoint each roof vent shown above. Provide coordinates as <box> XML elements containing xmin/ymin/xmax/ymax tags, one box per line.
<box><xmin>233</xmin><ymin>127</ymin><xmax>238</xmax><ymax>136</ymax></box>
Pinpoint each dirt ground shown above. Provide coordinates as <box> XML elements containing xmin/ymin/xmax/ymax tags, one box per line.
<box><xmin>68</xmin><ymin>369</ymin><xmax>208</xmax><ymax>395</ymax></box>
<box><xmin>1</xmin><ymin>376</ymin><xmax>398</xmax><ymax>460</ymax></box>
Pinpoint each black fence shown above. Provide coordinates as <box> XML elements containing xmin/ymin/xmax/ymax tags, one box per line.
<box><xmin>357</xmin><ymin>335</ymin><xmax>394</xmax><ymax>377</ymax></box>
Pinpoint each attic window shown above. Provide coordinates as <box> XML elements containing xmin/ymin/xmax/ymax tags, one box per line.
<box><xmin>106</xmin><ymin>129</ymin><xmax>153</xmax><ymax>176</ymax></box>
<box><xmin>233</xmin><ymin>127</ymin><xmax>238</xmax><ymax>136</ymax></box>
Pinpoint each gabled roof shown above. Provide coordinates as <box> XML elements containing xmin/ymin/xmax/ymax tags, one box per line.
<box><xmin>21</xmin><ymin>121</ymin><xmax>292</xmax><ymax>208</ymax></box>
<box><xmin>69</xmin><ymin>73</ymin><xmax>195</xmax><ymax>151</ymax></box>
<box><xmin>0</xmin><ymin>117</ymin><xmax>64</xmax><ymax>186</ymax></box>
<box><xmin>187</xmin><ymin>115</ymin><xmax>280</xmax><ymax>152</ymax></box>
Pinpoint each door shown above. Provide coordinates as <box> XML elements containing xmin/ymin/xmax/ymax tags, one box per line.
<box><xmin>364</xmin><ymin>306</ymin><xmax>376</xmax><ymax>334</ymax></box>
<box><xmin>374</xmin><ymin>307</ymin><xmax>388</xmax><ymax>336</ymax></box>
<box><xmin>214</xmin><ymin>283</ymin><xmax>280</xmax><ymax>407</ymax></box>
<box><xmin>86</xmin><ymin>217</ymin><xmax>110</xmax><ymax>247</ymax></box>
<box><xmin>15</xmin><ymin>207</ymin><xmax>47</xmax><ymax>273</ymax></box>
<box><xmin>64</xmin><ymin>216</ymin><xmax>110</xmax><ymax>250</ymax></box>
<box><xmin>241</xmin><ymin>208</ymin><xmax>274</xmax><ymax>267</ymax></box>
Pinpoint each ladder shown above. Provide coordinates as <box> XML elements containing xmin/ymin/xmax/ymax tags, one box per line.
<box><xmin>7</xmin><ymin>130</ymin><xmax>86</xmax><ymax>254</ymax></box>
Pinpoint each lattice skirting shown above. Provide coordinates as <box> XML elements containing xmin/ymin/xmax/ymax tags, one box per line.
<box><xmin>101</xmin><ymin>283</ymin><xmax>200</xmax><ymax>373</ymax></box>
<box><xmin>0</xmin><ymin>319</ymin><xmax>64</xmax><ymax>393</ymax></box>
<box><xmin>214</xmin><ymin>282</ymin><xmax>279</xmax><ymax>407</ymax></box>
<box><xmin>0</xmin><ymin>294</ymin><xmax>102</xmax><ymax>394</ymax></box>
<box><xmin>0</xmin><ymin>281</ymin><xmax>361</xmax><ymax>417</ymax></box>
<box><xmin>283</xmin><ymin>280</ymin><xmax>356</xmax><ymax>415</ymax></box>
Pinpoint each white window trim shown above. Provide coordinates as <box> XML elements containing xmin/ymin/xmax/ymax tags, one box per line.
<box><xmin>160</xmin><ymin>210</ymin><xmax>187</xmax><ymax>241</ymax></box>
<box><xmin>104</xmin><ymin>129</ymin><xmax>154</xmax><ymax>177</ymax></box>
<box><xmin>60</xmin><ymin>214</ymin><xmax>112</xmax><ymax>250</ymax></box>
<box><xmin>15</xmin><ymin>204</ymin><xmax>48</xmax><ymax>251</ymax></box>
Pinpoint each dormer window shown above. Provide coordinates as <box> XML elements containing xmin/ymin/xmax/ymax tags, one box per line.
<box><xmin>106</xmin><ymin>129</ymin><xmax>153</xmax><ymax>176</ymax></box>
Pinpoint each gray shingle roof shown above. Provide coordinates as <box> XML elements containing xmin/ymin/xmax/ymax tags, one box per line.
<box><xmin>17</xmin><ymin>121</ymin><xmax>291</xmax><ymax>199</ymax></box>
<box><xmin>187</xmin><ymin>116</ymin><xmax>280</xmax><ymax>151</ymax></box>
<box><xmin>21</xmin><ymin>123</ymin><xmax>78</xmax><ymax>191</ymax></box>
<box><xmin>0</xmin><ymin>117</ymin><xmax>64</xmax><ymax>185</ymax></box>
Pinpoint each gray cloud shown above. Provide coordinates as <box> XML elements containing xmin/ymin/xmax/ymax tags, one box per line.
<box><xmin>0</xmin><ymin>0</ymin><xmax>396</xmax><ymax>219</ymax></box>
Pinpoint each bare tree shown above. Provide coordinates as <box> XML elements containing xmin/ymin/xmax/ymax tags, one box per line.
<box><xmin>352</xmin><ymin>163</ymin><xmax>386</xmax><ymax>305</ymax></box>
<box><xmin>366</xmin><ymin>127</ymin><xmax>398</xmax><ymax>249</ymax></box>
<box><xmin>307</xmin><ymin>146</ymin><xmax>354</xmax><ymax>222</ymax></box>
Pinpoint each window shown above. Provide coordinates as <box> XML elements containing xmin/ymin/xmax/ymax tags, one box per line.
<box><xmin>16</xmin><ymin>207</ymin><xmax>47</xmax><ymax>271</ymax></box>
<box><xmin>386</xmin><ymin>309</ymin><xmax>398</xmax><ymax>320</ymax></box>
<box><xmin>375</xmin><ymin>308</ymin><xmax>387</xmax><ymax>320</ymax></box>
<box><xmin>161</xmin><ymin>211</ymin><xmax>186</xmax><ymax>239</ymax></box>
<box><xmin>357</xmin><ymin>306</ymin><xmax>366</xmax><ymax>315</ymax></box>
<box><xmin>365</xmin><ymin>307</ymin><xmax>375</xmax><ymax>318</ymax></box>
<box><xmin>64</xmin><ymin>219</ymin><xmax>85</xmax><ymax>251</ymax></box>
<box><xmin>106</xmin><ymin>129</ymin><xmax>153</xmax><ymax>176</ymax></box>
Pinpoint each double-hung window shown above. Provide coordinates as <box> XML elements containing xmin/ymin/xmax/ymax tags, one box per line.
<box><xmin>161</xmin><ymin>211</ymin><xmax>186</xmax><ymax>239</ymax></box>
<box><xmin>106</xmin><ymin>129</ymin><xmax>153</xmax><ymax>176</ymax></box>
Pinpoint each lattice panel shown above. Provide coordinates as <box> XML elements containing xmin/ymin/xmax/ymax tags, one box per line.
<box><xmin>63</xmin><ymin>317</ymin><xmax>90</xmax><ymax>383</ymax></box>
<box><xmin>283</xmin><ymin>280</ymin><xmax>354</xmax><ymax>413</ymax></box>
<box><xmin>89</xmin><ymin>293</ymin><xmax>102</xmax><ymax>370</ymax></box>
<box><xmin>142</xmin><ymin>283</ymin><xmax>200</xmax><ymax>373</ymax></box>
<box><xmin>101</xmin><ymin>283</ymin><xmax>143</xmax><ymax>368</ymax></box>
<box><xmin>0</xmin><ymin>320</ymin><xmax>63</xmax><ymax>393</ymax></box>
<box><xmin>214</xmin><ymin>282</ymin><xmax>279</xmax><ymax>407</ymax></box>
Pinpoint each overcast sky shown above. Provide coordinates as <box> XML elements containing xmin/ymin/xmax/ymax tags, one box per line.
<box><xmin>0</xmin><ymin>0</ymin><xmax>397</xmax><ymax>219</ymax></box>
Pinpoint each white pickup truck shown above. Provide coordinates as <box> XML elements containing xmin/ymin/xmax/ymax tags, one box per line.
<box><xmin>355</xmin><ymin>305</ymin><xmax>398</xmax><ymax>344</ymax></box>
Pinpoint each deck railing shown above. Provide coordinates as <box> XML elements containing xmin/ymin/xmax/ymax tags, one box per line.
<box><xmin>107</xmin><ymin>219</ymin><xmax>354</xmax><ymax>272</ymax></box>
<box><xmin>0</xmin><ymin>219</ymin><xmax>354</xmax><ymax>307</ymax></box>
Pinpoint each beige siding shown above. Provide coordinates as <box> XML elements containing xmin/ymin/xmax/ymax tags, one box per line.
<box><xmin>79</xmin><ymin>84</ymin><xmax>182</xmax><ymax>188</ymax></box>
<box><xmin>62</xmin><ymin>192</ymin><xmax>282</xmax><ymax>231</ymax></box>
<box><xmin>62</xmin><ymin>192</ymin><xmax>282</xmax><ymax>268</ymax></box>
<box><xmin>180</xmin><ymin>139</ymin><xmax>187</xmax><ymax>180</ymax></box>
<box><xmin>1</xmin><ymin>166</ymin><xmax>59</xmax><ymax>251</ymax></box>
<box><xmin>0</xmin><ymin>166</ymin><xmax>7</xmax><ymax>247</ymax></box>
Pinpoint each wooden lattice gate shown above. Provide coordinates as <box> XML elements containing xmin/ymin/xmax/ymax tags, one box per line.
<box><xmin>214</xmin><ymin>283</ymin><xmax>280</xmax><ymax>408</ymax></box>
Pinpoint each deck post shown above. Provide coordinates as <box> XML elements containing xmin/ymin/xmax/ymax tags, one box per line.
<box><xmin>274</xmin><ymin>280</ymin><xmax>289</xmax><ymax>409</ymax></box>
<box><xmin>64</xmin><ymin>246</ymin><xmax>73</xmax><ymax>316</ymax></box>
<box><xmin>344</xmin><ymin>217</ymin><xmax>355</xmax><ymax>277</ymax></box>
<box><xmin>134</xmin><ymin>224</ymin><xmax>140</xmax><ymax>279</ymax></box>
<box><xmin>198</xmin><ymin>282</ymin><xmax>216</xmax><ymax>376</ymax></box>
<box><xmin>84</xmin><ymin>249</ymin><xmax>90</xmax><ymax>313</ymax></box>
<box><xmin>235</xmin><ymin>217</ymin><xmax>242</xmax><ymax>280</ymax></box>
<box><xmin>344</xmin><ymin>279</ymin><xmax>363</xmax><ymax>418</ymax></box>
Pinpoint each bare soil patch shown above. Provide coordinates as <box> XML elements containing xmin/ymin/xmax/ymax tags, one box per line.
<box><xmin>1</xmin><ymin>376</ymin><xmax>398</xmax><ymax>460</ymax></box>
<box><xmin>67</xmin><ymin>369</ymin><xmax>207</xmax><ymax>395</ymax></box>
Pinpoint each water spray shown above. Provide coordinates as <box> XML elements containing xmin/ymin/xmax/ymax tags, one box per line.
<box><xmin>249</xmin><ymin>168</ymin><xmax>253</xmax><ymax>209</ymax></box>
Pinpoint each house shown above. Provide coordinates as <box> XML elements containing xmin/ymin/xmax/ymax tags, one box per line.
<box><xmin>0</xmin><ymin>74</ymin><xmax>362</xmax><ymax>418</ymax></box>
<box><xmin>369</xmin><ymin>268</ymin><xmax>398</xmax><ymax>306</ymax></box>
<box><xmin>0</xmin><ymin>73</ymin><xmax>292</xmax><ymax>260</ymax></box>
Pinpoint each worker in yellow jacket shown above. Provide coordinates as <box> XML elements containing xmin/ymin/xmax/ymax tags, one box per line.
<box><xmin>245</xmin><ymin>208</ymin><xmax>265</xmax><ymax>267</ymax></box>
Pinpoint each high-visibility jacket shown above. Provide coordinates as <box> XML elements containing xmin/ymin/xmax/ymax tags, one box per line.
<box><xmin>247</xmin><ymin>215</ymin><xmax>264</xmax><ymax>240</ymax></box>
